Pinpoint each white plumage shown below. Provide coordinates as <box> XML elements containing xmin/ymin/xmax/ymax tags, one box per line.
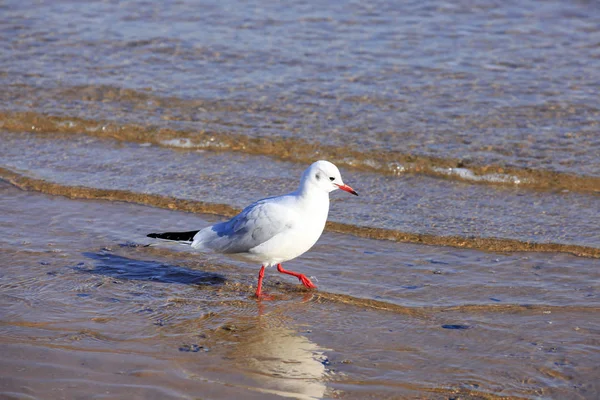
<box><xmin>148</xmin><ymin>160</ymin><xmax>357</xmax><ymax>297</ymax></box>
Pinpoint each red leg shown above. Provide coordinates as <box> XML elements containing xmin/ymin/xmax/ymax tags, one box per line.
<box><xmin>277</xmin><ymin>264</ymin><xmax>317</xmax><ymax>289</ymax></box>
<box><xmin>255</xmin><ymin>265</ymin><xmax>266</xmax><ymax>298</ymax></box>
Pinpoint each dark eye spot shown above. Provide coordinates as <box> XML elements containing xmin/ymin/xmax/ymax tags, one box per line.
<box><xmin>315</xmin><ymin>173</ymin><xmax>321</xmax><ymax>181</ymax></box>
<box><xmin>329</xmin><ymin>177</ymin><xmax>335</xmax><ymax>181</ymax></box>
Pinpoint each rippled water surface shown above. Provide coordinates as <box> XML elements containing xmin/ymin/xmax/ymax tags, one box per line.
<box><xmin>2</xmin><ymin>0</ymin><xmax>600</xmax><ymax>180</ymax></box>
<box><xmin>1</xmin><ymin>183</ymin><xmax>599</xmax><ymax>399</ymax></box>
<box><xmin>1</xmin><ymin>0</ymin><xmax>600</xmax><ymax>399</ymax></box>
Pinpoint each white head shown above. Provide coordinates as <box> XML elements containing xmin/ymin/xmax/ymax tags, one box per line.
<box><xmin>299</xmin><ymin>160</ymin><xmax>358</xmax><ymax>196</ymax></box>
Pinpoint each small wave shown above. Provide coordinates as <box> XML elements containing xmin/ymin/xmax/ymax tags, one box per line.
<box><xmin>314</xmin><ymin>291</ymin><xmax>600</xmax><ymax>317</ymax></box>
<box><xmin>2</xmin><ymin>167</ymin><xmax>599</xmax><ymax>259</ymax></box>
<box><xmin>2</xmin><ymin>111</ymin><xmax>600</xmax><ymax>193</ymax></box>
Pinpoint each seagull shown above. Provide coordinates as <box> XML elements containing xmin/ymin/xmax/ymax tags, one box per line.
<box><xmin>147</xmin><ymin>160</ymin><xmax>358</xmax><ymax>298</ymax></box>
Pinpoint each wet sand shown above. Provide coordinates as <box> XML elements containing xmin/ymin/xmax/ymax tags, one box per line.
<box><xmin>1</xmin><ymin>181</ymin><xmax>599</xmax><ymax>399</ymax></box>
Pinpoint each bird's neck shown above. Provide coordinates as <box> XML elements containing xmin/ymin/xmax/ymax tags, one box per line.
<box><xmin>295</xmin><ymin>184</ymin><xmax>330</xmax><ymax>213</ymax></box>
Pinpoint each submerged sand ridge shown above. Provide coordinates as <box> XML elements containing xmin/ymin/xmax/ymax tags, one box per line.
<box><xmin>2</xmin><ymin>166</ymin><xmax>599</xmax><ymax>259</ymax></box>
<box><xmin>2</xmin><ymin>110</ymin><xmax>600</xmax><ymax>194</ymax></box>
<box><xmin>1</xmin><ymin>182</ymin><xmax>599</xmax><ymax>399</ymax></box>
<box><xmin>1</xmin><ymin>130</ymin><xmax>599</xmax><ymax>256</ymax></box>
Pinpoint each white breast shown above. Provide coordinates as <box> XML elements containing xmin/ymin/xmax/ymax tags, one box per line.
<box><xmin>249</xmin><ymin>193</ymin><xmax>329</xmax><ymax>266</ymax></box>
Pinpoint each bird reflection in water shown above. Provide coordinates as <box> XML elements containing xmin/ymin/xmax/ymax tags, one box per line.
<box><xmin>229</xmin><ymin>317</ymin><xmax>329</xmax><ymax>400</ymax></box>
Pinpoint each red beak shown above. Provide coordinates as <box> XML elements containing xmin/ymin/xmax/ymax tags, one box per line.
<box><xmin>335</xmin><ymin>183</ymin><xmax>358</xmax><ymax>196</ymax></box>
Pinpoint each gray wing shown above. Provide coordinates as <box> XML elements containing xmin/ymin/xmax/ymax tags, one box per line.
<box><xmin>193</xmin><ymin>198</ymin><xmax>295</xmax><ymax>254</ymax></box>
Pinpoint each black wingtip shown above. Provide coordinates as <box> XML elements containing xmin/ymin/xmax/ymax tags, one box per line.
<box><xmin>146</xmin><ymin>230</ymin><xmax>200</xmax><ymax>241</ymax></box>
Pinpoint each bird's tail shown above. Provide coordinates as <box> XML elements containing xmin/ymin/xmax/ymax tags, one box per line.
<box><xmin>147</xmin><ymin>230</ymin><xmax>200</xmax><ymax>243</ymax></box>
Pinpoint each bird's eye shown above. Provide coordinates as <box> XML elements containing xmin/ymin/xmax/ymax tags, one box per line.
<box><xmin>329</xmin><ymin>177</ymin><xmax>335</xmax><ymax>181</ymax></box>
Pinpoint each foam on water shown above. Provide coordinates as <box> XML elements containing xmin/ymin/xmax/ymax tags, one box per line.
<box><xmin>433</xmin><ymin>167</ymin><xmax>524</xmax><ymax>184</ymax></box>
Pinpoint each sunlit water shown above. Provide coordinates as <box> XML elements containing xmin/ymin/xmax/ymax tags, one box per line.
<box><xmin>1</xmin><ymin>183</ymin><xmax>599</xmax><ymax>399</ymax></box>
<box><xmin>1</xmin><ymin>0</ymin><xmax>600</xmax><ymax>399</ymax></box>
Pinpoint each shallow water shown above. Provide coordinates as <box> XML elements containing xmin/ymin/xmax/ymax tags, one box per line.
<box><xmin>1</xmin><ymin>183</ymin><xmax>599</xmax><ymax>399</ymax></box>
<box><xmin>2</xmin><ymin>0</ymin><xmax>600</xmax><ymax>186</ymax></box>
<box><xmin>1</xmin><ymin>0</ymin><xmax>600</xmax><ymax>398</ymax></box>
<box><xmin>2</xmin><ymin>131</ymin><xmax>600</xmax><ymax>253</ymax></box>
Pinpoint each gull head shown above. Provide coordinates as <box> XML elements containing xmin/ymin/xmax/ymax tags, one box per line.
<box><xmin>300</xmin><ymin>160</ymin><xmax>358</xmax><ymax>196</ymax></box>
